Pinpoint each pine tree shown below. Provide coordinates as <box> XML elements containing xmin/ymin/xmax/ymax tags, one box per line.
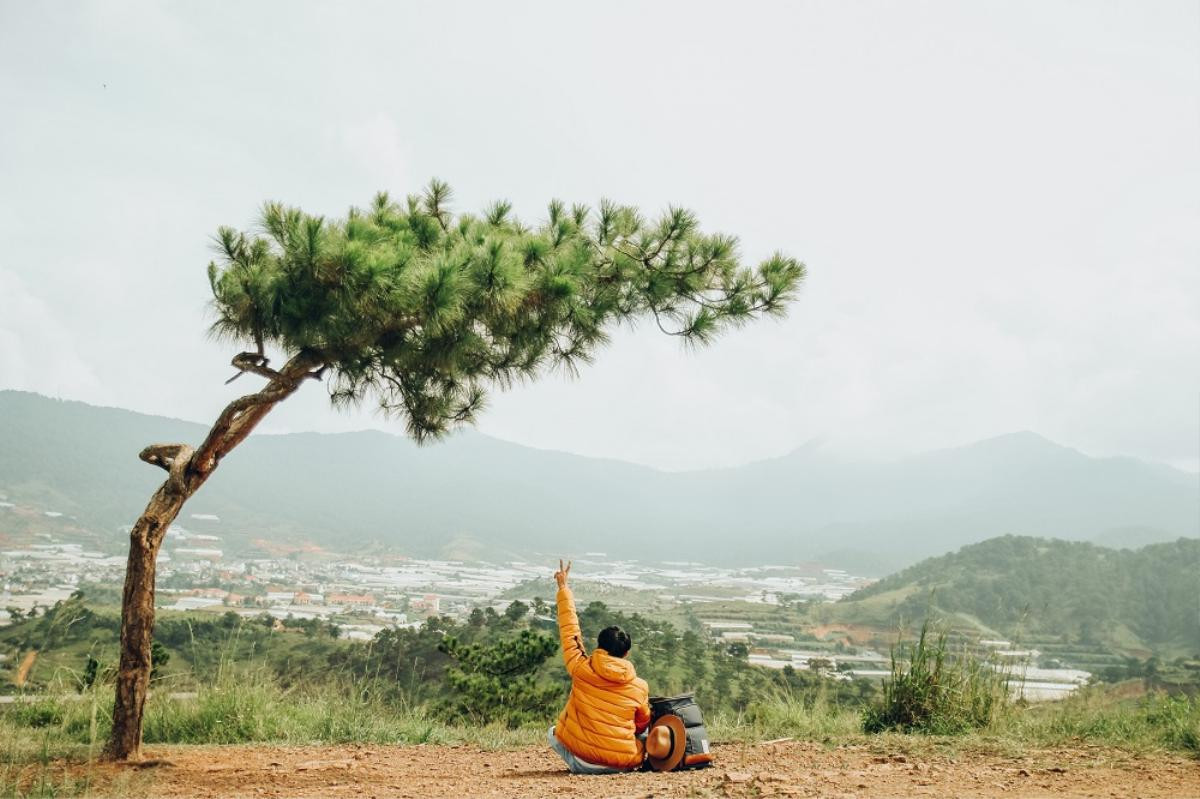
<box><xmin>438</xmin><ymin>630</ymin><xmax>560</xmax><ymax>726</ymax></box>
<box><xmin>105</xmin><ymin>180</ymin><xmax>805</xmax><ymax>760</ymax></box>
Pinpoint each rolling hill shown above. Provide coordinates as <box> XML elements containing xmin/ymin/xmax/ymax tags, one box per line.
<box><xmin>1</xmin><ymin>390</ymin><xmax>1196</xmax><ymax>573</ymax></box>
<box><xmin>837</xmin><ymin>535</ymin><xmax>1200</xmax><ymax>656</ymax></box>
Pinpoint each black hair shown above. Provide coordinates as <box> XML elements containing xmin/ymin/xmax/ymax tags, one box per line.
<box><xmin>597</xmin><ymin>625</ymin><xmax>631</xmax><ymax>658</ymax></box>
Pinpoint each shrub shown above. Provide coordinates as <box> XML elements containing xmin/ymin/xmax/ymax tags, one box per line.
<box><xmin>862</xmin><ymin>622</ymin><xmax>1007</xmax><ymax>735</ymax></box>
<box><xmin>437</xmin><ymin>630</ymin><xmax>562</xmax><ymax>727</ymax></box>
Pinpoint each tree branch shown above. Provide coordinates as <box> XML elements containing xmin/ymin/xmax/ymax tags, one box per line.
<box><xmin>138</xmin><ymin>444</ymin><xmax>190</xmax><ymax>472</ymax></box>
<box><xmin>138</xmin><ymin>443</ymin><xmax>195</xmax><ymax>494</ymax></box>
<box><xmin>649</xmin><ymin>306</ymin><xmax>689</xmax><ymax>337</ymax></box>
<box><xmin>189</xmin><ymin>351</ymin><xmax>323</xmax><ymax>481</ymax></box>
<box><xmin>224</xmin><ymin>351</ymin><xmax>280</xmax><ymax>384</ymax></box>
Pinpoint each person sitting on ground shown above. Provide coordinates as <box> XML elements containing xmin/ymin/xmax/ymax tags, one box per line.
<box><xmin>548</xmin><ymin>559</ymin><xmax>651</xmax><ymax>774</ymax></box>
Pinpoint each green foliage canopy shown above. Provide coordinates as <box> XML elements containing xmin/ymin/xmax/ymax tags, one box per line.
<box><xmin>208</xmin><ymin>181</ymin><xmax>805</xmax><ymax>439</ymax></box>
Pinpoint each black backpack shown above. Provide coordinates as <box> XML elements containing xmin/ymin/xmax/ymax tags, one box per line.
<box><xmin>648</xmin><ymin>693</ymin><xmax>713</xmax><ymax>770</ymax></box>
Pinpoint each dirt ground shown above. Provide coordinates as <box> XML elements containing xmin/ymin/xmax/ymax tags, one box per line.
<box><xmin>73</xmin><ymin>739</ymin><xmax>1200</xmax><ymax>798</ymax></box>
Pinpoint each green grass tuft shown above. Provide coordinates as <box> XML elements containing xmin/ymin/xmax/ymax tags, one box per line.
<box><xmin>991</xmin><ymin>688</ymin><xmax>1200</xmax><ymax>753</ymax></box>
<box><xmin>862</xmin><ymin>621</ymin><xmax>1008</xmax><ymax>735</ymax></box>
<box><xmin>712</xmin><ymin>685</ymin><xmax>861</xmax><ymax>742</ymax></box>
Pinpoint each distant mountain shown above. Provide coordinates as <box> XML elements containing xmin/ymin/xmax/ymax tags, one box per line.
<box><xmin>1</xmin><ymin>390</ymin><xmax>1196</xmax><ymax>573</ymax></box>
<box><xmin>839</xmin><ymin>535</ymin><xmax>1200</xmax><ymax>656</ymax></box>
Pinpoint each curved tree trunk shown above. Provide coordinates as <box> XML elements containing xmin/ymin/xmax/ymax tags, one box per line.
<box><xmin>103</xmin><ymin>351</ymin><xmax>321</xmax><ymax>762</ymax></box>
<box><xmin>105</xmin><ymin>486</ymin><xmax>187</xmax><ymax>761</ymax></box>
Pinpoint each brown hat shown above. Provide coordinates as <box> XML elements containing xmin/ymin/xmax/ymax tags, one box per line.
<box><xmin>645</xmin><ymin>714</ymin><xmax>687</xmax><ymax>772</ymax></box>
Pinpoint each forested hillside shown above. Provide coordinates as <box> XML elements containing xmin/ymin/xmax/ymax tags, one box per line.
<box><xmin>841</xmin><ymin>536</ymin><xmax>1200</xmax><ymax>655</ymax></box>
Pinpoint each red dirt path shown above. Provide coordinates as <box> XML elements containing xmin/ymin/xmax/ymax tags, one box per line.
<box><xmin>79</xmin><ymin>740</ymin><xmax>1200</xmax><ymax>798</ymax></box>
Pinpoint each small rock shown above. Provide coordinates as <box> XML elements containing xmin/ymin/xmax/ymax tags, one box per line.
<box><xmin>891</xmin><ymin>754</ymin><xmax>907</xmax><ymax>763</ymax></box>
<box><xmin>1047</xmin><ymin>766</ymin><xmax>1068</xmax><ymax>774</ymax></box>
<box><xmin>758</xmin><ymin>774</ymin><xmax>790</xmax><ymax>783</ymax></box>
<box><xmin>1018</xmin><ymin>768</ymin><xmax>1031</xmax><ymax>777</ymax></box>
<box><xmin>724</xmin><ymin>771</ymin><xmax>754</xmax><ymax>783</ymax></box>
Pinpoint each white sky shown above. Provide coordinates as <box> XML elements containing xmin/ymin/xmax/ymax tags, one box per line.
<box><xmin>1</xmin><ymin>1</ymin><xmax>1197</xmax><ymax>472</ymax></box>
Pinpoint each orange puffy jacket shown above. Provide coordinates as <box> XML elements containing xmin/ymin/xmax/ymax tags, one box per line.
<box><xmin>554</xmin><ymin>585</ymin><xmax>651</xmax><ymax>770</ymax></box>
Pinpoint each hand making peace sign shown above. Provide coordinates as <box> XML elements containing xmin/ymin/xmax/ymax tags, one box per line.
<box><xmin>555</xmin><ymin>559</ymin><xmax>572</xmax><ymax>589</ymax></box>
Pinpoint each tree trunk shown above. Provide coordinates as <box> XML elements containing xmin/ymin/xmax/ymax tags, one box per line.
<box><xmin>103</xmin><ymin>351</ymin><xmax>320</xmax><ymax>762</ymax></box>
<box><xmin>104</xmin><ymin>485</ymin><xmax>187</xmax><ymax>761</ymax></box>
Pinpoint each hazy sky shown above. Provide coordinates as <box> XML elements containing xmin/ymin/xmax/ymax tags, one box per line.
<box><xmin>2</xmin><ymin>1</ymin><xmax>1197</xmax><ymax>472</ymax></box>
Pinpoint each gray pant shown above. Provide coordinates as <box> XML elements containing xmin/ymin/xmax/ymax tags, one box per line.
<box><xmin>547</xmin><ymin>726</ymin><xmax>625</xmax><ymax>775</ymax></box>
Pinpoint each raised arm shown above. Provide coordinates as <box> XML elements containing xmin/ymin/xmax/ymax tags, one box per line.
<box><xmin>554</xmin><ymin>559</ymin><xmax>587</xmax><ymax>676</ymax></box>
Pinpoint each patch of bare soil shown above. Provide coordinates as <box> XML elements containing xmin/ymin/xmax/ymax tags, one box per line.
<box><xmin>89</xmin><ymin>741</ymin><xmax>1199</xmax><ymax>798</ymax></box>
